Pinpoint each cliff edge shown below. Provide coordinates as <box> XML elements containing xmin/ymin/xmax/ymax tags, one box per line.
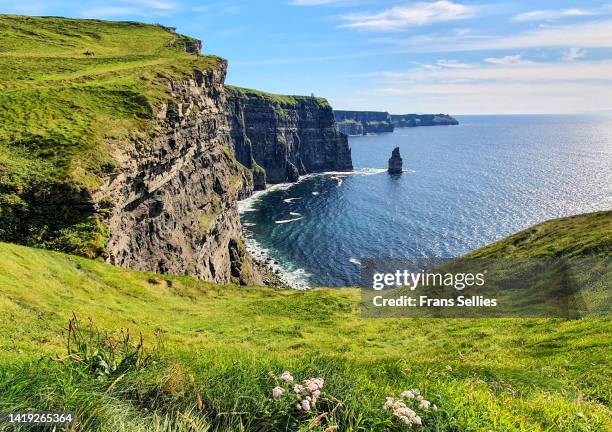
<box><xmin>227</xmin><ymin>86</ymin><xmax>352</xmax><ymax>188</ymax></box>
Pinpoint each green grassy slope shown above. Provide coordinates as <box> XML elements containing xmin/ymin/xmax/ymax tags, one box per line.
<box><xmin>0</xmin><ymin>15</ymin><xmax>220</xmax><ymax>256</ymax></box>
<box><xmin>0</xmin><ymin>212</ymin><xmax>610</xmax><ymax>431</ymax></box>
<box><xmin>227</xmin><ymin>85</ymin><xmax>331</xmax><ymax>109</ymax></box>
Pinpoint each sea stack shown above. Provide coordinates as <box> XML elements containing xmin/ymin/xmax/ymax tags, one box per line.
<box><xmin>388</xmin><ymin>147</ymin><xmax>403</xmax><ymax>174</ymax></box>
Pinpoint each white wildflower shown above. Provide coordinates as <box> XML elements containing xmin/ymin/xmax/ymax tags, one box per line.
<box><xmin>272</xmin><ymin>386</ymin><xmax>285</xmax><ymax>399</ymax></box>
<box><xmin>280</xmin><ymin>372</ymin><xmax>294</xmax><ymax>382</ymax></box>
<box><xmin>419</xmin><ymin>399</ymin><xmax>431</xmax><ymax>410</ymax></box>
<box><xmin>400</xmin><ymin>390</ymin><xmax>416</xmax><ymax>399</ymax></box>
<box><xmin>301</xmin><ymin>399</ymin><xmax>311</xmax><ymax>411</ymax></box>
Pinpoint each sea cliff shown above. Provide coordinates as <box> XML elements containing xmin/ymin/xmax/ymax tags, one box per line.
<box><xmin>0</xmin><ymin>15</ymin><xmax>352</xmax><ymax>285</ymax></box>
<box><xmin>334</xmin><ymin>110</ymin><xmax>458</xmax><ymax>135</ymax></box>
<box><xmin>227</xmin><ymin>87</ymin><xmax>352</xmax><ymax>189</ymax></box>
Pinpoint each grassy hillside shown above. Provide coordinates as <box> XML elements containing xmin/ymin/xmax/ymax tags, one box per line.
<box><xmin>227</xmin><ymin>85</ymin><xmax>331</xmax><ymax>109</ymax></box>
<box><xmin>0</xmin><ymin>15</ymin><xmax>220</xmax><ymax>257</ymax></box>
<box><xmin>0</xmin><ymin>212</ymin><xmax>610</xmax><ymax>431</ymax></box>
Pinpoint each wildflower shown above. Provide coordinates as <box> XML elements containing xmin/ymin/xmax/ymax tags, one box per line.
<box><xmin>576</xmin><ymin>412</ymin><xmax>584</xmax><ymax>418</ymax></box>
<box><xmin>312</xmin><ymin>389</ymin><xmax>321</xmax><ymax>399</ymax></box>
<box><xmin>301</xmin><ymin>399</ymin><xmax>311</xmax><ymax>411</ymax></box>
<box><xmin>280</xmin><ymin>372</ymin><xmax>294</xmax><ymax>382</ymax></box>
<box><xmin>272</xmin><ymin>386</ymin><xmax>285</xmax><ymax>399</ymax></box>
<box><xmin>400</xmin><ymin>390</ymin><xmax>416</xmax><ymax>399</ymax></box>
<box><xmin>419</xmin><ymin>399</ymin><xmax>431</xmax><ymax>410</ymax></box>
<box><xmin>294</xmin><ymin>384</ymin><xmax>305</xmax><ymax>394</ymax></box>
<box><xmin>432</xmin><ymin>404</ymin><xmax>438</xmax><ymax>411</ymax></box>
<box><xmin>384</xmin><ymin>397</ymin><xmax>395</xmax><ymax>411</ymax></box>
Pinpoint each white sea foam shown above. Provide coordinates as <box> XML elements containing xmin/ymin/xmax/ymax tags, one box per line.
<box><xmin>244</xmin><ymin>235</ymin><xmax>310</xmax><ymax>290</ymax></box>
<box><xmin>349</xmin><ymin>258</ymin><xmax>361</xmax><ymax>265</ymax></box>
<box><xmin>275</xmin><ymin>216</ymin><xmax>304</xmax><ymax>224</ymax></box>
<box><xmin>283</xmin><ymin>197</ymin><xmax>302</xmax><ymax>203</ymax></box>
<box><xmin>312</xmin><ymin>192</ymin><xmax>320</xmax><ymax>196</ymax></box>
<box><xmin>289</xmin><ymin>212</ymin><xmax>302</xmax><ymax>216</ymax></box>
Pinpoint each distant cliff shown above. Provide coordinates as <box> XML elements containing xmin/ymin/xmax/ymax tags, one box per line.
<box><xmin>334</xmin><ymin>110</ymin><xmax>394</xmax><ymax>135</ymax></box>
<box><xmin>227</xmin><ymin>86</ymin><xmax>353</xmax><ymax>190</ymax></box>
<box><xmin>334</xmin><ymin>110</ymin><xmax>458</xmax><ymax>135</ymax></box>
<box><xmin>391</xmin><ymin>114</ymin><xmax>458</xmax><ymax>128</ymax></box>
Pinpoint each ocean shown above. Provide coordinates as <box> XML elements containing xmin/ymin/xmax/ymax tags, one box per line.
<box><xmin>239</xmin><ymin>115</ymin><xmax>612</xmax><ymax>288</ymax></box>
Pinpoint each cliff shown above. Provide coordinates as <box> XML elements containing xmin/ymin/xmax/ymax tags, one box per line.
<box><xmin>0</xmin><ymin>15</ymin><xmax>353</xmax><ymax>285</ymax></box>
<box><xmin>391</xmin><ymin>114</ymin><xmax>458</xmax><ymax>127</ymax></box>
<box><xmin>334</xmin><ymin>111</ymin><xmax>459</xmax><ymax>135</ymax></box>
<box><xmin>100</xmin><ymin>63</ymin><xmax>259</xmax><ymax>285</ymax></box>
<box><xmin>227</xmin><ymin>87</ymin><xmax>353</xmax><ymax>187</ymax></box>
<box><xmin>334</xmin><ymin>110</ymin><xmax>394</xmax><ymax>135</ymax></box>
<box><xmin>0</xmin><ymin>16</ymin><xmax>259</xmax><ymax>284</ymax></box>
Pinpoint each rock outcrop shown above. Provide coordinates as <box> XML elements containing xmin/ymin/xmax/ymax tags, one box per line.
<box><xmin>334</xmin><ymin>111</ymin><xmax>459</xmax><ymax>135</ymax></box>
<box><xmin>227</xmin><ymin>87</ymin><xmax>353</xmax><ymax>187</ymax></box>
<box><xmin>391</xmin><ymin>114</ymin><xmax>458</xmax><ymax>127</ymax></box>
<box><xmin>334</xmin><ymin>110</ymin><xmax>394</xmax><ymax>135</ymax></box>
<box><xmin>388</xmin><ymin>147</ymin><xmax>403</xmax><ymax>174</ymax></box>
<box><xmin>99</xmin><ymin>62</ymin><xmax>260</xmax><ymax>285</ymax></box>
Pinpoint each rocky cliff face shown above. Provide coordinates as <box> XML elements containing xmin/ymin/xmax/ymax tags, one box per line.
<box><xmin>334</xmin><ymin>110</ymin><xmax>394</xmax><ymax>135</ymax></box>
<box><xmin>227</xmin><ymin>87</ymin><xmax>353</xmax><ymax>186</ymax></box>
<box><xmin>391</xmin><ymin>114</ymin><xmax>458</xmax><ymax>127</ymax></box>
<box><xmin>98</xmin><ymin>62</ymin><xmax>260</xmax><ymax>285</ymax></box>
<box><xmin>334</xmin><ymin>111</ymin><xmax>459</xmax><ymax>135</ymax></box>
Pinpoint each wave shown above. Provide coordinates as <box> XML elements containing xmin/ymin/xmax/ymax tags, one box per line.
<box><xmin>275</xmin><ymin>216</ymin><xmax>304</xmax><ymax>224</ymax></box>
<box><xmin>244</xmin><ymin>236</ymin><xmax>310</xmax><ymax>290</ymax></box>
<box><xmin>312</xmin><ymin>192</ymin><xmax>320</xmax><ymax>196</ymax></box>
<box><xmin>283</xmin><ymin>197</ymin><xmax>302</xmax><ymax>203</ymax></box>
<box><xmin>349</xmin><ymin>257</ymin><xmax>361</xmax><ymax>265</ymax></box>
<box><xmin>289</xmin><ymin>212</ymin><xmax>302</xmax><ymax>216</ymax></box>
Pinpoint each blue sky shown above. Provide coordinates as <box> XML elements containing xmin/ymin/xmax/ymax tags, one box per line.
<box><xmin>2</xmin><ymin>0</ymin><xmax>612</xmax><ymax>114</ymax></box>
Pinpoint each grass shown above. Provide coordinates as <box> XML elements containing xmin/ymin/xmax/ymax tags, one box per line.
<box><xmin>0</xmin><ymin>212</ymin><xmax>611</xmax><ymax>431</ymax></box>
<box><xmin>0</xmin><ymin>14</ymin><xmax>221</xmax><ymax>256</ymax></box>
<box><xmin>226</xmin><ymin>85</ymin><xmax>331</xmax><ymax>109</ymax></box>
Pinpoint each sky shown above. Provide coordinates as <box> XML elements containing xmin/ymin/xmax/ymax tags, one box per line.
<box><xmin>2</xmin><ymin>0</ymin><xmax>612</xmax><ymax>114</ymax></box>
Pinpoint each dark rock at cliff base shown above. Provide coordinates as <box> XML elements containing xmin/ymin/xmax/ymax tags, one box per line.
<box><xmin>388</xmin><ymin>147</ymin><xmax>403</xmax><ymax>174</ymax></box>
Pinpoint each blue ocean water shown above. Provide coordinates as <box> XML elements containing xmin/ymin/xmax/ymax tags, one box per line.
<box><xmin>239</xmin><ymin>115</ymin><xmax>612</xmax><ymax>288</ymax></box>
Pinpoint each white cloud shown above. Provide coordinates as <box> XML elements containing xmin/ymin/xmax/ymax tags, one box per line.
<box><xmin>339</xmin><ymin>1</ymin><xmax>475</xmax><ymax>31</ymax></box>
<box><xmin>378</xmin><ymin>60</ymin><xmax>612</xmax><ymax>83</ymax></box>
<box><xmin>374</xmin><ymin>81</ymin><xmax>612</xmax><ymax>114</ymax></box>
<box><xmin>426</xmin><ymin>59</ymin><xmax>473</xmax><ymax>69</ymax></box>
<box><xmin>484</xmin><ymin>55</ymin><xmax>530</xmax><ymax>66</ymax></box>
<box><xmin>361</xmin><ymin>58</ymin><xmax>612</xmax><ymax>112</ymax></box>
<box><xmin>514</xmin><ymin>8</ymin><xmax>598</xmax><ymax>22</ymax></box>
<box><xmin>374</xmin><ymin>20</ymin><xmax>612</xmax><ymax>52</ymax></box>
<box><xmin>563</xmin><ymin>47</ymin><xmax>587</xmax><ymax>61</ymax></box>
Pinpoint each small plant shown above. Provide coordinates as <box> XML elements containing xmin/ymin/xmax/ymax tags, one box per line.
<box><xmin>62</xmin><ymin>313</ymin><xmax>160</xmax><ymax>379</ymax></box>
<box><xmin>384</xmin><ymin>388</ymin><xmax>438</xmax><ymax>427</ymax></box>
